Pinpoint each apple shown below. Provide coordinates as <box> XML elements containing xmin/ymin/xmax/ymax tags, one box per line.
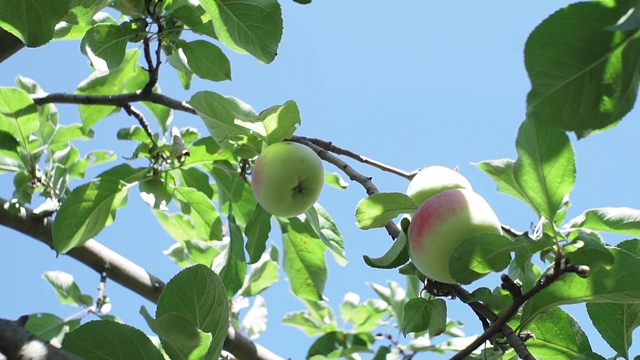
<box><xmin>251</xmin><ymin>141</ymin><xmax>324</xmax><ymax>217</ymax></box>
<box><xmin>406</xmin><ymin>165</ymin><xmax>473</xmax><ymax>206</ymax></box>
<box><xmin>408</xmin><ymin>188</ymin><xmax>502</xmax><ymax>283</ymax></box>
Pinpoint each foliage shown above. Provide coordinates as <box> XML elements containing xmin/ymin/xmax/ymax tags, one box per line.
<box><xmin>2</xmin><ymin>0</ymin><xmax>640</xmax><ymax>359</ymax></box>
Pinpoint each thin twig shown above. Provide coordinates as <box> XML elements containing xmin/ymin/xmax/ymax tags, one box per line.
<box><xmin>122</xmin><ymin>103</ymin><xmax>155</xmax><ymax>141</ymax></box>
<box><xmin>31</xmin><ymin>91</ymin><xmax>196</xmax><ymax>114</ymax></box>
<box><xmin>300</xmin><ymin>136</ymin><xmax>417</xmax><ymax>180</ymax></box>
<box><xmin>290</xmin><ymin>136</ymin><xmax>401</xmax><ymax>239</ymax></box>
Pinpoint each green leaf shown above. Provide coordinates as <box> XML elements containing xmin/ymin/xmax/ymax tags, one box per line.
<box><xmin>218</xmin><ymin>213</ymin><xmax>247</xmax><ymax>297</ymax></box>
<box><xmin>355</xmin><ymin>192</ymin><xmax>417</xmax><ymax>230</ymax></box>
<box><xmin>245</xmin><ymin>204</ymin><xmax>272</xmax><ymax>264</ymax></box>
<box><xmin>525</xmin><ymin>308</ymin><xmax>601</xmax><ymax>359</ymax></box>
<box><xmin>181</xmin><ymin>40</ymin><xmax>232</xmax><ymax>82</ymax></box>
<box><xmin>177</xmin><ymin>167</ymin><xmax>214</xmax><ymax>199</ymax></box>
<box><xmin>166</xmin><ymin>48</ymin><xmax>195</xmax><ymax>90</ymax></box>
<box><xmin>42</xmin><ymin>271</ymin><xmax>92</xmax><ymax>307</ymax></box>
<box><xmin>210</xmin><ymin>161</ymin><xmax>257</xmax><ymax>227</ymax></box>
<box><xmin>369</xmin><ymin>281</ymin><xmax>407</xmax><ymax>323</ymax></box>
<box><xmin>563</xmin><ymin>232</ymin><xmax>615</xmax><ymax>270</ymax></box>
<box><xmin>76</xmin><ymin>50</ymin><xmax>148</xmax><ymax>130</ymax></box>
<box><xmin>363</xmin><ymin>229</ymin><xmax>409</xmax><ymax>269</ymax></box>
<box><xmin>81</xmin><ymin>23</ymin><xmax>135</xmax><ymax>70</ymax></box>
<box><xmin>25</xmin><ymin>313</ymin><xmax>79</xmax><ymax>347</ymax></box>
<box><xmin>62</xmin><ymin>321</ymin><xmax>164</xmax><ymax>360</ymax></box>
<box><xmin>401</xmin><ymin>298</ymin><xmax>447</xmax><ymax>337</ymax></box>
<box><xmin>449</xmin><ymin>233</ymin><xmax>516</xmax><ymax>284</ymax></box>
<box><xmin>587</xmin><ymin>302</ymin><xmax>640</xmax><ymax>359</ymax></box>
<box><xmin>142</xmin><ymin>97</ymin><xmax>173</xmax><ymax>134</ymax></box>
<box><xmin>565</xmin><ymin>207</ymin><xmax>640</xmax><ymax>237</ymax></box>
<box><xmin>157</xmin><ymin>264</ymin><xmax>229</xmax><ymax>360</ymax></box>
<box><xmin>306</xmin><ymin>331</ymin><xmax>373</xmax><ymax>359</ymax></box>
<box><xmin>174</xmin><ymin>186</ymin><xmax>223</xmax><ymax>241</ymax></box>
<box><xmin>66</xmin><ymin>0</ymin><xmax>112</xmax><ymax>25</ymax></box>
<box><xmin>53</xmin><ymin>177</ymin><xmax>133</xmax><ymax>253</ymax></box>
<box><xmin>241</xmin><ymin>295</ymin><xmax>268</xmax><ymax>339</ymax></box>
<box><xmin>521</xmin><ymin>248</ymin><xmax>640</xmax><ymax>327</ymax></box>
<box><xmin>306</xmin><ymin>205</ymin><xmax>347</xmax><ymax>266</ymax></box>
<box><xmin>473</xmin><ymin>159</ymin><xmax>528</xmax><ymax>203</ymax></box>
<box><xmin>0</xmin><ymin>87</ymin><xmax>39</xmax><ymax>158</ymax></box>
<box><xmin>339</xmin><ymin>294</ymin><xmax>388</xmax><ymax>333</ymax></box>
<box><xmin>324</xmin><ymin>172</ymin><xmax>349</xmax><ymax>190</ymax></box>
<box><xmin>250</xmin><ymin>100</ymin><xmax>301</xmax><ymax>144</ymax></box>
<box><xmin>199</xmin><ymin>0</ymin><xmax>283</xmax><ymax>63</ymax></box>
<box><xmin>514</xmin><ymin>118</ymin><xmax>575</xmax><ymax>222</ymax></box>
<box><xmin>189</xmin><ymin>91</ymin><xmax>261</xmax><ymax>155</ymax></box>
<box><xmin>141</xmin><ymin>307</ymin><xmax>212</xmax><ymax>360</ymax></box>
<box><xmin>281</xmin><ymin>217</ymin><xmax>327</xmax><ymax>300</ymax></box>
<box><xmin>240</xmin><ymin>245</ymin><xmax>279</xmax><ymax>296</ymax></box>
<box><xmin>0</xmin><ymin>0</ymin><xmax>71</xmax><ymax>47</ymax></box>
<box><xmin>525</xmin><ymin>2</ymin><xmax>640</xmax><ymax>137</ymax></box>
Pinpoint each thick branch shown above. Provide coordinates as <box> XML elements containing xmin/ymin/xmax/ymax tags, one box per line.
<box><xmin>0</xmin><ymin>317</ymin><xmax>82</xmax><ymax>360</ymax></box>
<box><xmin>0</xmin><ymin>198</ymin><xmax>282</xmax><ymax>360</ymax></box>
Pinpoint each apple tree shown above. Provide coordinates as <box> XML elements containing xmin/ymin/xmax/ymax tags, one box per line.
<box><xmin>1</xmin><ymin>0</ymin><xmax>640</xmax><ymax>359</ymax></box>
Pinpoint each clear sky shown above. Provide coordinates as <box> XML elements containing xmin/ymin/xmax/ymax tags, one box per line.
<box><xmin>1</xmin><ymin>1</ymin><xmax>640</xmax><ymax>358</ymax></box>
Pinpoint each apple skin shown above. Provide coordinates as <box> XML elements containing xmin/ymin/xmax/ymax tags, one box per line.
<box><xmin>406</xmin><ymin>165</ymin><xmax>473</xmax><ymax>207</ymax></box>
<box><xmin>251</xmin><ymin>141</ymin><xmax>324</xmax><ymax>218</ymax></box>
<box><xmin>408</xmin><ymin>188</ymin><xmax>502</xmax><ymax>284</ymax></box>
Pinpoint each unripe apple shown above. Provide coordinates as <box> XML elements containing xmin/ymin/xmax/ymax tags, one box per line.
<box><xmin>408</xmin><ymin>188</ymin><xmax>502</xmax><ymax>284</ymax></box>
<box><xmin>406</xmin><ymin>165</ymin><xmax>473</xmax><ymax>206</ymax></box>
<box><xmin>251</xmin><ymin>141</ymin><xmax>324</xmax><ymax>218</ymax></box>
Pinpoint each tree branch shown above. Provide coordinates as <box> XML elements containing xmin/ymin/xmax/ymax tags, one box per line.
<box><xmin>0</xmin><ymin>316</ymin><xmax>83</xmax><ymax>360</ymax></box>
<box><xmin>0</xmin><ymin>198</ymin><xmax>283</xmax><ymax>360</ymax></box>
<box><xmin>31</xmin><ymin>92</ymin><xmax>196</xmax><ymax>115</ymax></box>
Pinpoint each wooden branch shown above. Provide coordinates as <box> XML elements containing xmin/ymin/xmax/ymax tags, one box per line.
<box><xmin>0</xmin><ymin>316</ymin><xmax>82</xmax><ymax>360</ymax></box>
<box><xmin>0</xmin><ymin>198</ymin><xmax>283</xmax><ymax>360</ymax></box>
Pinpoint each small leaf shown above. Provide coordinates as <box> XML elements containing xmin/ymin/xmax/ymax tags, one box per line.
<box><xmin>449</xmin><ymin>233</ymin><xmax>516</xmax><ymax>284</ymax></box>
<box><xmin>306</xmin><ymin>205</ymin><xmax>347</xmax><ymax>266</ymax></box>
<box><xmin>42</xmin><ymin>271</ymin><xmax>92</xmax><ymax>307</ymax></box>
<box><xmin>525</xmin><ymin>308</ymin><xmax>600</xmax><ymax>359</ymax></box>
<box><xmin>355</xmin><ymin>192</ymin><xmax>417</xmax><ymax>230</ymax></box>
<box><xmin>53</xmin><ymin>177</ymin><xmax>133</xmax><ymax>253</ymax></box>
<box><xmin>218</xmin><ymin>212</ymin><xmax>247</xmax><ymax>297</ymax></box>
<box><xmin>473</xmin><ymin>159</ymin><xmax>527</xmax><ymax>203</ymax></box>
<box><xmin>199</xmin><ymin>0</ymin><xmax>283</xmax><ymax>63</ymax></box>
<box><xmin>140</xmin><ymin>307</ymin><xmax>211</xmax><ymax>360</ymax></box>
<box><xmin>324</xmin><ymin>172</ymin><xmax>349</xmax><ymax>190</ymax></box>
<box><xmin>281</xmin><ymin>217</ymin><xmax>327</xmax><ymax>300</ymax></box>
<box><xmin>363</xmin><ymin>230</ymin><xmax>409</xmax><ymax>269</ymax></box>
<box><xmin>174</xmin><ymin>186</ymin><xmax>223</xmax><ymax>241</ymax></box>
<box><xmin>157</xmin><ymin>264</ymin><xmax>229</xmax><ymax>360</ymax></box>
<box><xmin>401</xmin><ymin>298</ymin><xmax>447</xmax><ymax>337</ymax></box>
<box><xmin>241</xmin><ymin>295</ymin><xmax>268</xmax><ymax>339</ymax></box>
<box><xmin>240</xmin><ymin>246</ymin><xmax>279</xmax><ymax>297</ymax></box>
<box><xmin>563</xmin><ymin>232</ymin><xmax>615</xmax><ymax>270</ymax></box>
<box><xmin>245</xmin><ymin>204</ymin><xmax>272</xmax><ymax>264</ymax></box>
<box><xmin>256</xmin><ymin>100</ymin><xmax>301</xmax><ymax>144</ymax></box>
<box><xmin>181</xmin><ymin>40</ymin><xmax>232</xmax><ymax>82</ymax></box>
<box><xmin>81</xmin><ymin>23</ymin><xmax>135</xmax><ymax>70</ymax></box>
<box><xmin>564</xmin><ymin>207</ymin><xmax>640</xmax><ymax>237</ymax></box>
<box><xmin>514</xmin><ymin>117</ymin><xmax>575</xmax><ymax>222</ymax></box>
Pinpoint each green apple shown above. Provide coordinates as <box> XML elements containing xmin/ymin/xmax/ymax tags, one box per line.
<box><xmin>408</xmin><ymin>188</ymin><xmax>502</xmax><ymax>283</ymax></box>
<box><xmin>251</xmin><ymin>141</ymin><xmax>324</xmax><ymax>217</ymax></box>
<box><xmin>406</xmin><ymin>165</ymin><xmax>472</xmax><ymax>206</ymax></box>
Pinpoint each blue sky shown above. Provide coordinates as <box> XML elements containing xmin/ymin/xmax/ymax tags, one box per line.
<box><xmin>2</xmin><ymin>0</ymin><xmax>640</xmax><ymax>358</ymax></box>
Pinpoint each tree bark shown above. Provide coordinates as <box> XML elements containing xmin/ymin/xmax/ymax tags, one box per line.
<box><xmin>0</xmin><ymin>317</ymin><xmax>82</xmax><ymax>360</ymax></box>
